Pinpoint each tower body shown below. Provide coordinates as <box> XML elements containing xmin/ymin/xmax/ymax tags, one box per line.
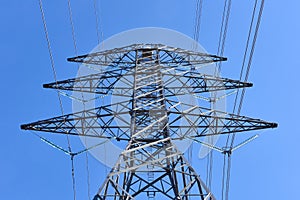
<box><xmin>94</xmin><ymin>47</ymin><xmax>214</xmax><ymax>199</ymax></box>
<box><xmin>21</xmin><ymin>44</ymin><xmax>277</xmax><ymax>200</ymax></box>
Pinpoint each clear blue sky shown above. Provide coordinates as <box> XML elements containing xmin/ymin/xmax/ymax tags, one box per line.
<box><xmin>0</xmin><ymin>0</ymin><xmax>298</xmax><ymax>199</ymax></box>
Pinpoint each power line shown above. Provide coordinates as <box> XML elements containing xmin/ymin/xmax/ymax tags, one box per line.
<box><xmin>92</xmin><ymin>0</ymin><xmax>101</xmax><ymax>44</ymax></box>
<box><xmin>65</xmin><ymin>0</ymin><xmax>79</xmax><ymax>199</ymax></box>
<box><xmin>225</xmin><ymin>0</ymin><xmax>259</xmax><ymax>158</ymax></box>
<box><xmin>208</xmin><ymin>146</ymin><xmax>214</xmax><ymax>188</ymax></box>
<box><xmin>225</xmin><ymin>155</ymin><xmax>231</xmax><ymax>200</ymax></box>
<box><xmin>230</xmin><ymin>0</ymin><xmax>265</xmax><ymax>148</ymax></box>
<box><xmin>38</xmin><ymin>0</ymin><xmax>77</xmax><ymax>199</ymax></box>
<box><xmin>67</xmin><ymin>0</ymin><xmax>78</xmax><ymax>55</ymax></box>
<box><xmin>66</xmin><ymin>0</ymin><xmax>94</xmax><ymax>199</ymax></box>
<box><xmin>193</xmin><ymin>0</ymin><xmax>203</xmax><ymax>45</ymax></box>
<box><xmin>222</xmin><ymin>1</ymin><xmax>265</xmax><ymax>200</ymax></box>
<box><xmin>38</xmin><ymin>0</ymin><xmax>64</xmax><ymax>116</ymax></box>
<box><xmin>221</xmin><ymin>154</ymin><xmax>226</xmax><ymax>200</ymax></box>
<box><xmin>192</xmin><ymin>0</ymin><xmax>216</xmax><ymax>189</ymax></box>
<box><xmin>66</xmin><ymin>1</ymin><xmax>106</xmax><ymax>198</ymax></box>
<box><xmin>189</xmin><ymin>0</ymin><xmax>202</xmax><ymax>169</ymax></box>
<box><xmin>214</xmin><ymin>0</ymin><xmax>233</xmax><ymax>193</ymax></box>
<box><xmin>84</xmin><ymin>139</ymin><xmax>91</xmax><ymax>200</ymax></box>
<box><xmin>216</xmin><ymin>0</ymin><xmax>232</xmax><ymax>72</ymax></box>
<box><xmin>232</xmin><ymin>0</ymin><xmax>258</xmax><ymax>115</ymax></box>
<box><xmin>192</xmin><ymin>0</ymin><xmax>215</xmax><ymax>189</ymax></box>
<box><xmin>236</xmin><ymin>0</ymin><xmax>265</xmax><ymax>117</ymax></box>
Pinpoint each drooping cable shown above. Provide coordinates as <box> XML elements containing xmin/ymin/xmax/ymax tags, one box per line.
<box><xmin>38</xmin><ymin>0</ymin><xmax>64</xmax><ymax>116</ymax></box>
<box><xmin>221</xmin><ymin>153</ymin><xmax>226</xmax><ymax>200</ymax></box>
<box><xmin>216</xmin><ymin>0</ymin><xmax>232</xmax><ymax>72</ymax></box>
<box><xmin>224</xmin><ymin>0</ymin><xmax>259</xmax><ymax>167</ymax></box>
<box><xmin>66</xmin><ymin>0</ymin><xmax>95</xmax><ymax>199</ymax></box>
<box><xmin>30</xmin><ymin>131</ymin><xmax>70</xmax><ymax>155</ymax></box>
<box><xmin>235</xmin><ymin>0</ymin><xmax>264</xmax><ymax>118</ymax></box>
<box><xmin>193</xmin><ymin>0</ymin><xmax>203</xmax><ymax>46</ymax></box>
<box><xmin>209</xmin><ymin>0</ymin><xmax>232</xmax><ymax>191</ymax></box>
<box><xmin>223</xmin><ymin>1</ymin><xmax>265</xmax><ymax>200</ymax></box>
<box><xmin>84</xmin><ymin>141</ymin><xmax>91</xmax><ymax>200</ymax></box>
<box><xmin>221</xmin><ymin>152</ymin><xmax>232</xmax><ymax>200</ymax></box>
<box><xmin>92</xmin><ymin>0</ymin><xmax>101</xmax><ymax>44</ymax></box>
<box><xmin>92</xmin><ymin>0</ymin><xmax>107</xmax><ymax>175</ymax></box>
<box><xmin>192</xmin><ymin>0</ymin><xmax>214</xmax><ymax>188</ymax></box>
<box><xmin>208</xmin><ymin>144</ymin><xmax>214</xmax><ymax>189</ymax></box>
<box><xmin>219</xmin><ymin>0</ymin><xmax>232</xmax><ymax>57</ymax></box>
<box><xmin>232</xmin><ymin>0</ymin><xmax>258</xmax><ymax>115</ymax></box>
<box><xmin>230</xmin><ymin>0</ymin><xmax>265</xmax><ymax>148</ymax></box>
<box><xmin>189</xmin><ymin>0</ymin><xmax>203</xmax><ymax>166</ymax></box>
<box><xmin>67</xmin><ymin>0</ymin><xmax>78</xmax><ymax>55</ymax></box>
<box><xmin>216</xmin><ymin>0</ymin><xmax>227</xmax><ymax>56</ymax></box>
<box><xmin>225</xmin><ymin>155</ymin><xmax>231</xmax><ymax>200</ymax></box>
<box><xmin>65</xmin><ymin>0</ymin><xmax>86</xmax><ymax>199</ymax></box>
<box><xmin>31</xmin><ymin>130</ymin><xmax>112</xmax><ymax>155</ymax></box>
<box><xmin>38</xmin><ymin>1</ymin><xmax>77</xmax><ymax>199</ymax></box>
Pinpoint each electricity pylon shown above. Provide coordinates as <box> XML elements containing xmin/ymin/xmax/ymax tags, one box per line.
<box><xmin>21</xmin><ymin>44</ymin><xmax>277</xmax><ymax>199</ymax></box>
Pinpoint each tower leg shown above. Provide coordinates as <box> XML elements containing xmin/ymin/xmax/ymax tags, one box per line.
<box><xmin>94</xmin><ymin>138</ymin><xmax>215</xmax><ymax>200</ymax></box>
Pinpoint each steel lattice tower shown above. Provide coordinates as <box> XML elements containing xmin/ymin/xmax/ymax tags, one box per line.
<box><xmin>21</xmin><ymin>44</ymin><xmax>277</xmax><ymax>199</ymax></box>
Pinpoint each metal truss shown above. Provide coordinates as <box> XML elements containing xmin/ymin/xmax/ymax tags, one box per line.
<box><xmin>21</xmin><ymin>44</ymin><xmax>277</xmax><ymax>199</ymax></box>
<box><xmin>67</xmin><ymin>44</ymin><xmax>226</xmax><ymax>67</ymax></box>
<box><xmin>94</xmin><ymin>138</ymin><xmax>214</xmax><ymax>200</ymax></box>
<box><xmin>43</xmin><ymin>70</ymin><xmax>253</xmax><ymax>97</ymax></box>
<box><xmin>20</xmin><ymin>98</ymin><xmax>277</xmax><ymax>140</ymax></box>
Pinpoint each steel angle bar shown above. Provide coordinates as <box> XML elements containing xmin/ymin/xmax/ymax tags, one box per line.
<box><xmin>132</xmin><ymin>115</ymin><xmax>168</xmax><ymax>138</ymax></box>
<box><xmin>111</xmin><ymin>152</ymin><xmax>181</xmax><ymax>175</ymax></box>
